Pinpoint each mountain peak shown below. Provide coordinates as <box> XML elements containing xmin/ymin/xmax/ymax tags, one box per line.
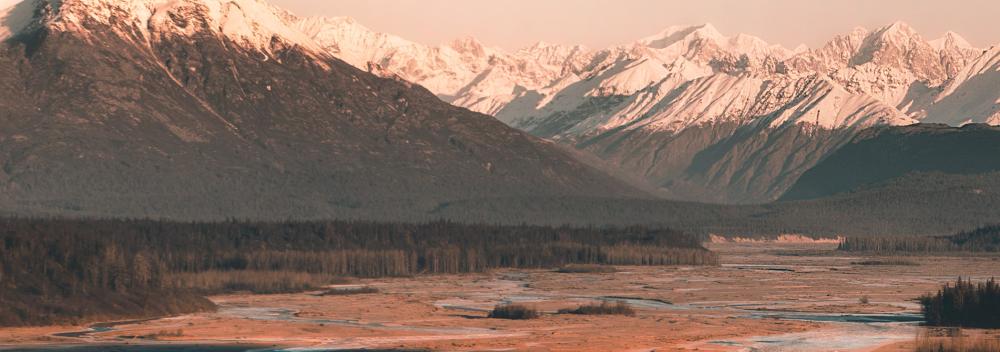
<box><xmin>849</xmin><ymin>26</ymin><xmax>870</xmax><ymax>37</ymax></box>
<box><xmin>449</xmin><ymin>36</ymin><xmax>488</xmax><ymax>56</ymax></box>
<box><xmin>637</xmin><ymin>23</ymin><xmax>724</xmax><ymax>50</ymax></box>
<box><xmin>930</xmin><ymin>31</ymin><xmax>974</xmax><ymax>50</ymax></box>
<box><xmin>884</xmin><ymin>20</ymin><xmax>914</xmax><ymax>31</ymax></box>
<box><xmin>319</xmin><ymin>16</ymin><xmax>360</xmax><ymax>27</ymax></box>
<box><xmin>695</xmin><ymin>23</ymin><xmax>722</xmax><ymax>37</ymax></box>
<box><xmin>873</xmin><ymin>21</ymin><xmax>921</xmax><ymax>41</ymax></box>
<box><xmin>520</xmin><ymin>40</ymin><xmax>588</xmax><ymax>58</ymax></box>
<box><xmin>293</xmin><ymin>16</ymin><xmax>371</xmax><ymax>39</ymax></box>
<box><xmin>688</xmin><ymin>23</ymin><xmax>725</xmax><ymax>42</ymax></box>
<box><xmin>529</xmin><ymin>40</ymin><xmax>553</xmax><ymax>50</ymax></box>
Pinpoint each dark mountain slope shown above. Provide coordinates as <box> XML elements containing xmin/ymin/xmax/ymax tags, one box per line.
<box><xmin>781</xmin><ymin>124</ymin><xmax>1000</xmax><ymax>201</ymax></box>
<box><xmin>577</xmin><ymin>121</ymin><xmax>860</xmax><ymax>203</ymax></box>
<box><xmin>0</xmin><ymin>0</ymin><xmax>641</xmax><ymax>220</ymax></box>
<box><xmin>430</xmin><ymin>172</ymin><xmax>1000</xmax><ymax>237</ymax></box>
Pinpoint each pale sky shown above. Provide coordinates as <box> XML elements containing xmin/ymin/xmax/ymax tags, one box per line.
<box><xmin>272</xmin><ymin>0</ymin><xmax>1000</xmax><ymax>51</ymax></box>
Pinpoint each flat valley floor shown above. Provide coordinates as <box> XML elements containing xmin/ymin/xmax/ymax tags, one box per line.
<box><xmin>2</xmin><ymin>243</ymin><xmax>999</xmax><ymax>351</ymax></box>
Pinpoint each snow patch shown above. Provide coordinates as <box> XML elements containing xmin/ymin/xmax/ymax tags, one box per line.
<box><xmin>589</xmin><ymin>58</ymin><xmax>670</xmax><ymax>97</ymax></box>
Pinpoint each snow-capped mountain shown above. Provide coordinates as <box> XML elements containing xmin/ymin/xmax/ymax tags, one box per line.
<box><xmin>297</xmin><ymin>15</ymin><xmax>996</xmax><ymax>203</ymax></box>
<box><xmin>292</xmin><ymin>16</ymin><xmax>589</xmax><ymax>116</ymax></box>
<box><xmin>299</xmin><ymin>18</ymin><xmax>970</xmax><ymax>133</ymax></box>
<box><xmin>923</xmin><ymin>46</ymin><xmax>1000</xmax><ymax>126</ymax></box>
<box><xmin>786</xmin><ymin>22</ymin><xmax>983</xmax><ymax>116</ymax></box>
<box><xmin>4</xmin><ymin>0</ymin><xmax>995</xmax><ymax>204</ymax></box>
<box><xmin>0</xmin><ymin>0</ymin><xmax>639</xmax><ymax>219</ymax></box>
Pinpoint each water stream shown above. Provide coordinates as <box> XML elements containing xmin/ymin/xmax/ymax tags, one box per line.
<box><xmin>217</xmin><ymin>305</ymin><xmax>509</xmax><ymax>336</ymax></box>
<box><xmin>434</xmin><ymin>292</ymin><xmax>924</xmax><ymax>352</ymax></box>
<box><xmin>706</xmin><ymin>322</ymin><xmax>918</xmax><ymax>352</ymax></box>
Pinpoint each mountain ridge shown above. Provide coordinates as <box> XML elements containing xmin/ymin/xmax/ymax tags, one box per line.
<box><xmin>0</xmin><ymin>0</ymin><xmax>644</xmax><ymax>220</ymax></box>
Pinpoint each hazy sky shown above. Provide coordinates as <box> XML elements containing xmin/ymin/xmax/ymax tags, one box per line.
<box><xmin>272</xmin><ymin>0</ymin><xmax>1000</xmax><ymax>51</ymax></box>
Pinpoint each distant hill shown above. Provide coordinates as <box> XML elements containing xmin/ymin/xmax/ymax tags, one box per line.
<box><xmin>781</xmin><ymin>124</ymin><xmax>1000</xmax><ymax>201</ymax></box>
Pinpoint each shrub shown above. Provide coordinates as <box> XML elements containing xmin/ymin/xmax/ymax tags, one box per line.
<box><xmin>558</xmin><ymin>302</ymin><xmax>635</xmax><ymax>316</ymax></box>
<box><xmin>163</xmin><ymin>270</ymin><xmax>345</xmax><ymax>294</ymax></box>
<box><xmin>488</xmin><ymin>304</ymin><xmax>540</xmax><ymax>320</ymax></box>
<box><xmin>915</xmin><ymin>329</ymin><xmax>1000</xmax><ymax>352</ymax></box>
<box><xmin>141</xmin><ymin>329</ymin><xmax>184</xmax><ymax>340</ymax></box>
<box><xmin>851</xmin><ymin>259</ymin><xmax>919</xmax><ymax>266</ymax></box>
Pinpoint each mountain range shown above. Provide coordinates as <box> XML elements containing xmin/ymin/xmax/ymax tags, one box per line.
<box><xmin>1</xmin><ymin>0</ymin><xmax>1000</xmax><ymax>235</ymax></box>
<box><xmin>306</xmin><ymin>17</ymin><xmax>1000</xmax><ymax>203</ymax></box>
<box><xmin>0</xmin><ymin>0</ymin><xmax>639</xmax><ymax>220</ymax></box>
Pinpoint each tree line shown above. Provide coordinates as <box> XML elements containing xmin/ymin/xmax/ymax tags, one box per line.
<box><xmin>0</xmin><ymin>217</ymin><xmax>716</xmax><ymax>326</ymax></box>
<box><xmin>838</xmin><ymin>224</ymin><xmax>1000</xmax><ymax>253</ymax></box>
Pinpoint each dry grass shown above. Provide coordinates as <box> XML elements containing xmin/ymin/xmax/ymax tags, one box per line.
<box><xmin>556</xmin><ymin>264</ymin><xmax>618</xmax><ymax>273</ymax></box>
<box><xmin>558</xmin><ymin>302</ymin><xmax>636</xmax><ymax>316</ymax></box>
<box><xmin>164</xmin><ymin>270</ymin><xmax>350</xmax><ymax>294</ymax></box>
<box><xmin>318</xmin><ymin>286</ymin><xmax>380</xmax><ymax>296</ymax></box>
<box><xmin>915</xmin><ymin>329</ymin><xmax>1000</xmax><ymax>352</ymax></box>
<box><xmin>488</xmin><ymin>304</ymin><xmax>540</xmax><ymax>320</ymax></box>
